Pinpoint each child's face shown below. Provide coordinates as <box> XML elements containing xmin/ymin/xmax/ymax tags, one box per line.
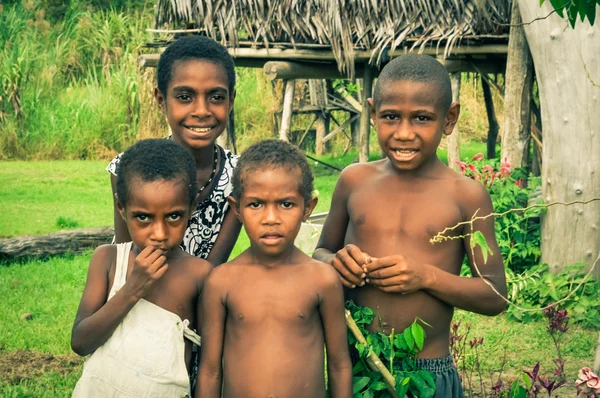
<box><xmin>369</xmin><ymin>80</ymin><xmax>459</xmax><ymax>171</ymax></box>
<box><xmin>118</xmin><ymin>178</ymin><xmax>193</xmax><ymax>254</ymax></box>
<box><xmin>156</xmin><ymin>59</ymin><xmax>234</xmax><ymax>152</ymax></box>
<box><xmin>230</xmin><ymin>167</ymin><xmax>317</xmax><ymax>258</ymax></box>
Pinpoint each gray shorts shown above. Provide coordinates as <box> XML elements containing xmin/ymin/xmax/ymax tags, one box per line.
<box><xmin>415</xmin><ymin>356</ymin><xmax>464</xmax><ymax>398</ymax></box>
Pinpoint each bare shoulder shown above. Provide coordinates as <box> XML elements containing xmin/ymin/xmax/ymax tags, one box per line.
<box><xmin>176</xmin><ymin>251</ymin><xmax>213</xmax><ymax>284</ymax></box>
<box><xmin>305</xmin><ymin>258</ymin><xmax>342</xmax><ymax>289</ymax></box>
<box><xmin>339</xmin><ymin>159</ymin><xmax>386</xmax><ymax>187</ymax></box>
<box><xmin>89</xmin><ymin>244</ymin><xmax>116</xmax><ymax>271</ymax></box>
<box><xmin>449</xmin><ymin>172</ymin><xmax>494</xmax><ymax>215</ymax></box>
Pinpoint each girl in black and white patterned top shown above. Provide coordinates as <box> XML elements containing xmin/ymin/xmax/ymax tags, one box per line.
<box><xmin>108</xmin><ymin>35</ymin><xmax>241</xmax><ymax>267</ymax></box>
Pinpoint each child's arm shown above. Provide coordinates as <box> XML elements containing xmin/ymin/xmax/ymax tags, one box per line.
<box><xmin>365</xmin><ymin>183</ymin><xmax>507</xmax><ymax>316</ymax></box>
<box><xmin>205</xmin><ymin>209</ymin><xmax>242</xmax><ymax>266</ymax></box>
<box><xmin>319</xmin><ymin>267</ymin><xmax>353</xmax><ymax>398</ymax></box>
<box><xmin>110</xmin><ymin>174</ymin><xmax>131</xmax><ymax>243</ymax></box>
<box><xmin>197</xmin><ymin>270</ymin><xmax>226</xmax><ymax>398</ymax></box>
<box><xmin>71</xmin><ymin>245</ymin><xmax>169</xmax><ymax>355</ymax></box>
<box><xmin>313</xmin><ymin>168</ymin><xmax>369</xmax><ymax>288</ymax></box>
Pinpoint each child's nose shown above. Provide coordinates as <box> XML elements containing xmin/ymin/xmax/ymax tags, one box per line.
<box><xmin>192</xmin><ymin>97</ymin><xmax>211</xmax><ymax>118</ymax></box>
<box><xmin>263</xmin><ymin>205</ymin><xmax>279</xmax><ymax>224</ymax></box>
<box><xmin>151</xmin><ymin>221</ymin><xmax>168</xmax><ymax>242</ymax></box>
<box><xmin>393</xmin><ymin>121</ymin><xmax>415</xmax><ymax>141</ymax></box>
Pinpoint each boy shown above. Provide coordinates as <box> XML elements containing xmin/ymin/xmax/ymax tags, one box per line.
<box><xmin>313</xmin><ymin>55</ymin><xmax>507</xmax><ymax>397</ymax></box>
<box><xmin>198</xmin><ymin>140</ymin><xmax>352</xmax><ymax>398</ymax></box>
<box><xmin>72</xmin><ymin>139</ymin><xmax>212</xmax><ymax>397</ymax></box>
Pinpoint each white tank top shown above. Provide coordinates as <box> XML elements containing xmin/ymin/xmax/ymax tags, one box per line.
<box><xmin>72</xmin><ymin>242</ymin><xmax>199</xmax><ymax>398</ymax></box>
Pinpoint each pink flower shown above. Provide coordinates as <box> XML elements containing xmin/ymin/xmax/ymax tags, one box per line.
<box><xmin>471</xmin><ymin>153</ymin><xmax>484</xmax><ymax>161</ymax></box>
<box><xmin>501</xmin><ymin>157</ymin><xmax>511</xmax><ymax>170</ymax></box>
<box><xmin>456</xmin><ymin>161</ymin><xmax>466</xmax><ymax>174</ymax></box>
<box><xmin>576</xmin><ymin>367</ymin><xmax>600</xmax><ymax>396</ymax></box>
<box><xmin>482</xmin><ymin>165</ymin><xmax>494</xmax><ymax>174</ymax></box>
<box><xmin>514</xmin><ymin>178</ymin><xmax>525</xmax><ymax>188</ymax></box>
<box><xmin>499</xmin><ymin>166</ymin><xmax>511</xmax><ymax>177</ymax></box>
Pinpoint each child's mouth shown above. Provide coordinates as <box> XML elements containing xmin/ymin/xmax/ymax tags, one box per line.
<box><xmin>186</xmin><ymin>126</ymin><xmax>214</xmax><ymax>134</ymax></box>
<box><xmin>393</xmin><ymin>149</ymin><xmax>418</xmax><ymax>159</ymax></box>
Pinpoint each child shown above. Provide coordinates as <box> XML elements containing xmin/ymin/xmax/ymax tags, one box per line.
<box><xmin>197</xmin><ymin>140</ymin><xmax>352</xmax><ymax>398</ymax></box>
<box><xmin>313</xmin><ymin>55</ymin><xmax>507</xmax><ymax>397</ymax></box>
<box><xmin>107</xmin><ymin>35</ymin><xmax>240</xmax><ymax>266</ymax></box>
<box><xmin>72</xmin><ymin>139</ymin><xmax>212</xmax><ymax>397</ymax></box>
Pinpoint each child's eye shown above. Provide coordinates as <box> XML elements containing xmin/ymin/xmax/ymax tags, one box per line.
<box><xmin>209</xmin><ymin>94</ymin><xmax>226</xmax><ymax>102</ymax></box>
<box><xmin>383</xmin><ymin>114</ymin><xmax>399</xmax><ymax>121</ymax></box>
<box><xmin>281</xmin><ymin>202</ymin><xmax>294</xmax><ymax>209</ymax></box>
<box><xmin>167</xmin><ymin>213</ymin><xmax>182</xmax><ymax>222</ymax></box>
<box><xmin>135</xmin><ymin>214</ymin><xmax>150</xmax><ymax>223</ymax></box>
<box><xmin>177</xmin><ymin>94</ymin><xmax>192</xmax><ymax>102</ymax></box>
<box><xmin>415</xmin><ymin>116</ymin><xmax>429</xmax><ymax>122</ymax></box>
<box><xmin>248</xmin><ymin>202</ymin><xmax>261</xmax><ymax>209</ymax></box>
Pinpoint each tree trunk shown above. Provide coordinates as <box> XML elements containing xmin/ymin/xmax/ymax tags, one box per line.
<box><xmin>309</xmin><ymin>79</ymin><xmax>330</xmax><ymax>156</ymax></box>
<box><xmin>518</xmin><ymin>0</ymin><xmax>600</xmax><ymax>275</ymax></box>
<box><xmin>502</xmin><ymin>0</ymin><xmax>533</xmax><ymax>169</ymax></box>
<box><xmin>481</xmin><ymin>75</ymin><xmax>499</xmax><ymax>159</ymax></box>
<box><xmin>279</xmin><ymin>79</ymin><xmax>295</xmax><ymax>142</ymax></box>
<box><xmin>447</xmin><ymin>73</ymin><xmax>461</xmax><ymax>171</ymax></box>
<box><xmin>0</xmin><ymin>227</ymin><xmax>114</xmax><ymax>261</ymax></box>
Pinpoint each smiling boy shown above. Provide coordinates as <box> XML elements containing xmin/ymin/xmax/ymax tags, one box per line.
<box><xmin>313</xmin><ymin>55</ymin><xmax>507</xmax><ymax>397</ymax></box>
<box><xmin>197</xmin><ymin>140</ymin><xmax>352</xmax><ymax>398</ymax></box>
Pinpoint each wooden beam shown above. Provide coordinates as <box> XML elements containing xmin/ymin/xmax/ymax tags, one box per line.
<box><xmin>322</xmin><ymin>113</ymin><xmax>360</xmax><ymax>143</ymax></box>
<box><xmin>448</xmin><ymin>73</ymin><xmax>461</xmax><ymax>171</ymax></box>
<box><xmin>359</xmin><ymin>66</ymin><xmax>375</xmax><ymax>163</ymax></box>
<box><xmin>265</xmin><ymin>61</ymin><xmax>365</xmax><ymax>81</ymax></box>
<box><xmin>279</xmin><ymin>79</ymin><xmax>295</xmax><ymax>142</ymax></box>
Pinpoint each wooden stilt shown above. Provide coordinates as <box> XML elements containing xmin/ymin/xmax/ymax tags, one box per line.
<box><xmin>309</xmin><ymin>79</ymin><xmax>329</xmax><ymax>155</ymax></box>
<box><xmin>358</xmin><ymin>66</ymin><xmax>374</xmax><ymax>163</ymax></box>
<box><xmin>448</xmin><ymin>73</ymin><xmax>461</xmax><ymax>171</ymax></box>
<box><xmin>279</xmin><ymin>79</ymin><xmax>295</xmax><ymax>142</ymax></box>
<box><xmin>481</xmin><ymin>75</ymin><xmax>499</xmax><ymax>159</ymax></box>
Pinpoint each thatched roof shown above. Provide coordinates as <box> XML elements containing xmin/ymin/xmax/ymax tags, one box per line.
<box><xmin>154</xmin><ymin>0</ymin><xmax>511</xmax><ymax>76</ymax></box>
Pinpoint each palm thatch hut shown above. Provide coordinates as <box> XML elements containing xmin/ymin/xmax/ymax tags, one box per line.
<box><xmin>144</xmin><ymin>0</ymin><xmax>514</xmax><ymax>160</ymax></box>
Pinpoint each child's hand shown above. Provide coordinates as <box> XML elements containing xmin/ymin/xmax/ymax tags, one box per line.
<box><xmin>330</xmin><ymin>244</ymin><xmax>372</xmax><ymax>288</ymax></box>
<box><xmin>364</xmin><ymin>255</ymin><xmax>432</xmax><ymax>294</ymax></box>
<box><xmin>123</xmin><ymin>246</ymin><xmax>169</xmax><ymax>299</ymax></box>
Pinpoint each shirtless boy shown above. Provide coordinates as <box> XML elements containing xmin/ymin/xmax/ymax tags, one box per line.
<box><xmin>197</xmin><ymin>140</ymin><xmax>352</xmax><ymax>398</ymax></box>
<box><xmin>71</xmin><ymin>139</ymin><xmax>212</xmax><ymax>397</ymax></box>
<box><xmin>313</xmin><ymin>55</ymin><xmax>507</xmax><ymax>397</ymax></box>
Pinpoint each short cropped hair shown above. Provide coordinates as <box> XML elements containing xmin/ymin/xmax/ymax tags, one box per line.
<box><xmin>116</xmin><ymin>139</ymin><xmax>198</xmax><ymax>207</ymax></box>
<box><xmin>372</xmin><ymin>54</ymin><xmax>452</xmax><ymax>111</ymax></box>
<box><xmin>157</xmin><ymin>35</ymin><xmax>236</xmax><ymax>96</ymax></box>
<box><xmin>232</xmin><ymin>140</ymin><xmax>314</xmax><ymax>206</ymax></box>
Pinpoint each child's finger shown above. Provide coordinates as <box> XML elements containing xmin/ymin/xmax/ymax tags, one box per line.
<box><xmin>347</xmin><ymin>245</ymin><xmax>368</xmax><ymax>266</ymax></box>
<box><xmin>152</xmin><ymin>263</ymin><xmax>169</xmax><ymax>280</ymax></box>
<box><xmin>364</xmin><ymin>257</ymin><xmax>395</xmax><ymax>272</ymax></box>
<box><xmin>336</xmin><ymin>249</ymin><xmax>364</xmax><ymax>277</ymax></box>
<box><xmin>332</xmin><ymin>258</ymin><xmax>365</xmax><ymax>288</ymax></box>
<box><xmin>148</xmin><ymin>253</ymin><xmax>168</xmax><ymax>273</ymax></box>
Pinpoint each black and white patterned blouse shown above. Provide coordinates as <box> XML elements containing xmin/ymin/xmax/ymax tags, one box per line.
<box><xmin>107</xmin><ymin>144</ymin><xmax>239</xmax><ymax>260</ymax></box>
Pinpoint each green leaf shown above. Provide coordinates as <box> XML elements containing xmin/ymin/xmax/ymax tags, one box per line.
<box><xmin>578</xmin><ymin>0</ymin><xmax>587</xmax><ymax>22</ymax></box>
<box><xmin>403</xmin><ymin>327</ymin><xmax>415</xmax><ymax>351</ymax></box>
<box><xmin>470</xmin><ymin>230</ymin><xmax>493</xmax><ymax>264</ymax></box>
<box><xmin>586</xmin><ymin>0</ymin><xmax>596</xmax><ymax>25</ymax></box>
<box><xmin>549</xmin><ymin>0</ymin><xmax>567</xmax><ymax>17</ymax></box>
<box><xmin>510</xmin><ymin>379</ymin><xmax>527</xmax><ymax>398</ymax></box>
<box><xmin>396</xmin><ymin>377</ymin><xmax>411</xmax><ymax>397</ymax></box>
<box><xmin>353</xmin><ymin>376</ymin><xmax>370</xmax><ymax>394</ymax></box>
<box><xmin>370</xmin><ymin>381</ymin><xmax>387</xmax><ymax>391</ymax></box>
<box><xmin>411</xmin><ymin>322</ymin><xmax>425</xmax><ymax>351</ymax></box>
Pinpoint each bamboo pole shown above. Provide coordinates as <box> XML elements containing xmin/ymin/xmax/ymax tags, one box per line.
<box><xmin>358</xmin><ymin>65</ymin><xmax>374</xmax><ymax>163</ymax></box>
<box><xmin>448</xmin><ymin>73</ymin><xmax>461</xmax><ymax>171</ymax></box>
<box><xmin>345</xmin><ymin>310</ymin><xmax>399</xmax><ymax>397</ymax></box>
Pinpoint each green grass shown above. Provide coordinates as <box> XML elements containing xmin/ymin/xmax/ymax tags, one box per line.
<box><xmin>0</xmin><ymin>161</ymin><xmax>113</xmax><ymax>237</ymax></box>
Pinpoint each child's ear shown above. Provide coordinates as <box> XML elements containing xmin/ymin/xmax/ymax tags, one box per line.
<box><xmin>227</xmin><ymin>196</ymin><xmax>242</xmax><ymax>223</ymax></box>
<box><xmin>154</xmin><ymin>87</ymin><xmax>166</xmax><ymax>112</ymax></box>
<box><xmin>368</xmin><ymin>98</ymin><xmax>376</xmax><ymax>123</ymax></box>
<box><xmin>302</xmin><ymin>196</ymin><xmax>318</xmax><ymax>222</ymax></box>
<box><xmin>115</xmin><ymin>194</ymin><xmax>127</xmax><ymax>222</ymax></box>
<box><xmin>443</xmin><ymin>102</ymin><xmax>461</xmax><ymax>136</ymax></box>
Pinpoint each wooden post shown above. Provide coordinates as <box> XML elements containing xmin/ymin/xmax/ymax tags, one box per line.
<box><xmin>501</xmin><ymin>0</ymin><xmax>533</xmax><ymax>169</ymax></box>
<box><xmin>279</xmin><ymin>79</ymin><xmax>295</xmax><ymax>142</ymax></box>
<box><xmin>531</xmin><ymin>99</ymin><xmax>542</xmax><ymax>176</ymax></box>
<box><xmin>309</xmin><ymin>79</ymin><xmax>329</xmax><ymax>155</ymax></box>
<box><xmin>481</xmin><ymin>75</ymin><xmax>499</xmax><ymax>159</ymax></box>
<box><xmin>358</xmin><ymin>66</ymin><xmax>374</xmax><ymax>163</ymax></box>
<box><xmin>448</xmin><ymin>73</ymin><xmax>461</xmax><ymax>171</ymax></box>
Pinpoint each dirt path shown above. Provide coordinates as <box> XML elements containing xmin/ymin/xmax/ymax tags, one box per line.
<box><xmin>0</xmin><ymin>348</ymin><xmax>83</xmax><ymax>383</ymax></box>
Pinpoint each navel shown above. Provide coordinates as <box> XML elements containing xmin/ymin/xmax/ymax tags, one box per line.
<box><xmin>298</xmin><ymin>312</ymin><xmax>305</xmax><ymax>319</ymax></box>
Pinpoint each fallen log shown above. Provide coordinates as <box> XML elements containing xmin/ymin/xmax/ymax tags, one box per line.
<box><xmin>0</xmin><ymin>227</ymin><xmax>114</xmax><ymax>261</ymax></box>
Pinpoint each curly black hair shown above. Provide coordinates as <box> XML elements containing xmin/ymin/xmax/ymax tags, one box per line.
<box><xmin>372</xmin><ymin>54</ymin><xmax>453</xmax><ymax>112</ymax></box>
<box><xmin>157</xmin><ymin>35</ymin><xmax>236</xmax><ymax>97</ymax></box>
<box><xmin>232</xmin><ymin>139</ymin><xmax>314</xmax><ymax>206</ymax></box>
<box><xmin>116</xmin><ymin>139</ymin><xmax>198</xmax><ymax>206</ymax></box>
